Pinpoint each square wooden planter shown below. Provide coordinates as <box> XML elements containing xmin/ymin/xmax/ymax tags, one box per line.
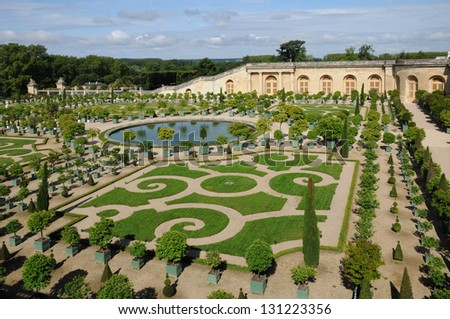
<box><xmin>9</xmin><ymin>236</ymin><xmax>21</xmax><ymax>247</ymax></box>
<box><xmin>250</xmin><ymin>274</ymin><xmax>267</xmax><ymax>295</ymax></box>
<box><xmin>5</xmin><ymin>202</ymin><xmax>13</xmax><ymax>210</ymax></box>
<box><xmin>163</xmin><ymin>149</ymin><xmax>172</xmax><ymax>157</ymax></box>
<box><xmin>207</xmin><ymin>269</ymin><xmax>221</xmax><ymax>284</ymax></box>
<box><xmin>34</xmin><ymin>238</ymin><xmax>51</xmax><ymax>252</ymax></box>
<box><xmin>95</xmin><ymin>248</ymin><xmax>112</xmax><ymax>264</ymax></box>
<box><xmin>139</xmin><ymin>114</ymin><xmax>145</xmax><ymax>120</ymax></box>
<box><xmin>291</xmin><ymin>140</ymin><xmax>299</xmax><ymax>148</ymax></box>
<box><xmin>112</xmin><ymin>118</ymin><xmax>119</xmax><ymax>124</ymax></box>
<box><xmin>199</xmin><ymin>145</ymin><xmax>209</xmax><ymax>155</ymax></box>
<box><xmin>131</xmin><ymin>258</ymin><xmax>145</xmax><ymax>270</ymax></box>
<box><xmin>17</xmin><ymin>203</ymin><xmax>26</xmax><ymax>212</ymax></box>
<box><xmin>166</xmin><ymin>262</ymin><xmax>182</xmax><ymax>278</ymax></box>
<box><xmin>66</xmin><ymin>245</ymin><xmax>79</xmax><ymax>257</ymax></box>
<box><xmin>385</xmin><ymin>146</ymin><xmax>392</xmax><ymax>152</ymax></box>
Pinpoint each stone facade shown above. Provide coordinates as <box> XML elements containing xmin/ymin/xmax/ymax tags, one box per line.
<box><xmin>155</xmin><ymin>59</ymin><xmax>450</xmax><ymax>101</ymax></box>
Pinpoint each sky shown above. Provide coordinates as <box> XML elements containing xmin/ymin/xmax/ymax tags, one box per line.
<box><xmin>0</xmin><ymin>0</ymin><xmax>449</xmax><ymax>59</ymax></box>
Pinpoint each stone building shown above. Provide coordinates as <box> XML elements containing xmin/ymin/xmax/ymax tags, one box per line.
<box><xmin>156</xmin><ymin>58</ymin><xmax>449</xmax><ymax>102</ymax></box>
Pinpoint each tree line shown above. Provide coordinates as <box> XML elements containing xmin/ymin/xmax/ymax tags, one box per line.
<box><xmin>1</xmin><ymin>41</ymin><xmax>445</xmax><ymax>99</ymax></box>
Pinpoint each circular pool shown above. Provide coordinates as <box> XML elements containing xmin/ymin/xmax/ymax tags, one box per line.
<box><xmin>108</xmin><ymin>120</ymin><xmax>248</xmax><ymax>146</ymax></box>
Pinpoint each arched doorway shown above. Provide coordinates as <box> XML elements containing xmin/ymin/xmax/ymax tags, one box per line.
<box><xmin>430</xmin><ymin>76</ymin><xmax>445</xmax><ymax>92</ymax></box>
<box><xmin>407</xmin><ymin>76</ymin><xmax>418</xmax><ymax>101</ymax></box>
<box><xmin>368</xmin><ymin>75</ymin><xmax>382</xmax><ymax>94</ymax></box>
<box><xmin>320</xmin><ymin>75</ymin><xmax>333</xmax><ymax>94</ymax></box>
<box><xmin>265</xmin><ymin>76</ymin><xmax>278</xmax><ymax>95</ymax></box>
<box><xmin>298</xmin><ymin>76</ymin><xmax>309</xmax><ymax>93</ymax></box>
<box><xmin>343</xmin><ymin>75</ymin><xmax>356</xmax><ymax>95</ymax></box>
<box><xmin>226</xmin><ymin>80</ymin><xmax>234</xmax><ymax>94</ymax></box>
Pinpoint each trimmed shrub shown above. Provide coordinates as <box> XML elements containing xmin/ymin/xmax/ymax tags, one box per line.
<box><xmin>101</xmin><ymin>264</ymin><xmax>113</xmax><ymax>283</ymax></box>
<box><xmin>359</xmin><ymin>278</ymin><xmax>372</xmax><ymax>299</ymax></box>
<box><xmin>392</xmin><ymin>217</ymin><xmax>401</xmax><ymax>233</ymax></box>
<box><xmin>388</xmin><ymin>176</ymin><xmax>396</xmax><ymax>184</ymax></box>
<box><xmin>399</xmin><ymin>267</ymin><xmax>414</xmax><ymax>299</ymax></box>
<box><xmin>163</xmin><ymin>276</ymin><xmax>176</xmax><ymax>297</ymax></box>
<box><xmin>393</xmin><ymin>241</ymin><xmax>403</xmax><ymax>261</ymax></box>
<box><xmin>390</xmin><ymin>201</ymin><xmax>399</xmax><ymax>214</ymax></box>
<box><xmin>390</xmin><ymin>185</ymin><xmax>398</xmax><ymax>198</ymax></box>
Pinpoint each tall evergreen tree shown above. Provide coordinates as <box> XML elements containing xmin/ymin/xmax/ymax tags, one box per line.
<box><xmin>426</xmin><ymin>159</ymin><xmax>436</xmax><ymax>185</ymax></box>
<box><xmin>360</xmin><ymin>83</ymin><xmax>365</xmax><ymax>106</ymax></box>
<box><xmin>355</xmin><ymin>98</ymin><xmax>360</xmax><ymax>116</ymax></box>
<box><xmin>387</xmin><ymin>153</ymin><xmax>393</xmax><ymax>165</ymax></box>
<box><xmin>438</xmin><ymin>174</ymin><xmax>448</xmax><ymax>192</ymax></box>
<box><xmin>340</xmin><ymin>116</ymin><xmax>349</xmax><ymax>158</ymax></box>
<box><xmin>303</xmin><ymin>177</ymin><xmax>320</xmax><ymax>267</ymax></box>
<box><xmin>399</xmin><ymin>267</ymin><xmax>413</xmax><ymax>299</ymax></box>
<box><xmin>36</xmin><ymin>162</ymin><xmax>49</xmax><ymax>211</ymax></box>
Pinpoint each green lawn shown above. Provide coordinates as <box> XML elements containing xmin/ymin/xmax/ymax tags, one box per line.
<box><xmin>0</xmin><ymin>149</ymin><xmax>31</xmax><ymax>156</ymax></box>
<box><xmin>0</xmin><ymin>157</ymin><xmax>14</xmax><ymax>165</ymax></box>
<box><xmin>200</xmin><ymin>175</ymin><xmax>257</xmax><ymax>193</ymax></box>
<box><xmin>253</xmin><ymin>152</ymin><xmax>318</xmax><ymax>171</ymax></box>
<box><xmin>0</xmin><ymin>137</ymin><xmax>36</xmax><ymax>148</ymax></box>
<box><xmin>97</xmin><ymin>209</ymin><xmax>120</xmax><ymax>218</ymax></box>
<box><xmin>136</xmin><ymin>178</ymin><xmax>188</xmax><ymax>196</ymax></box>
<box><xmin>167</xmin><ymin>191</ymin><xmax>287</xmax><ymax>215</ymax></box>
<box><xmin>202</xmin><ymin>161</ymin><xmax>267</xmax><ymax>177</ymax></box>
<box><xmin>269</xmin><ymin>173</ymin><xmax>337</xmax><ymax>210</ymax></box>
<box><xmin>139</xmin><ymin>164</ymin><xmax>209</xmax><ymax>179</ymax></box>
<box><xmin>113</xmin><ymin>208</ymin><xmax>229</xmax><ymax>241</ymax></box>
<box><xmin>81</xmin><ymin>188</ymin><xmax>150</xmax><ymax>207</ymax></box>
<box><xmin>20</xmin><ymin>152</ymin><xmax>46</xmax><ymax>163</ymax></box>
<box><xmin>303</xmin><ymin>162</ymin><xmax>343</xmax><ymax>180</ymax></box>
<box><xmin>199</xmin><ymin>215</ymin><xmax>326</xmax><ymax>256</ymax></box>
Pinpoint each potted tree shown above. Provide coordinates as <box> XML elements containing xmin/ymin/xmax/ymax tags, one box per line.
<box><xmin>290</xmin><ymin>265</ymin><xmax>316</xmax><ymax>299</ymax></box>
<box><xmin>16</xmin><ymin>186</ymin><xmax>28</xmax><ymax>212</ymax></box>
<box><xmin>206</xmin><ymin>250</ymin><xmax>222</xmax><ymax>284</ymax></box>
<box><xmin>274</xmin><ymin>129</ymin><xmax>284</xmax><ymax>147</ymax></box>
<box><xmin>216</xmin><ymin>135</ymin><xmax>228</xmax><ymax>155</ymax></box>
<box><xmin>421</xmin><ymin>235</ymin><xmax>439</xmax><ymax>264</ymax></box>
<box><xmin>27</xmin><ymin>210</ymin><xmax>54</xmax><ymax>252</ymax></box>
<box><xmin>157</xmin><ymin>127</ymin><xmax>175</xmax><ymax>157</ymax></box>
<box><xmin>180</xmin><ymin>140</ymin><xmax>193</xmax><ymax>157</ymax></box>
<box><xmin>6</xmin><ymin>219</ymin><xmax>23</xmax><ymax>246</ymax></box>
<box><xmin>88</xmin><ymin>218</ymin><xmax>114</xmax><ymax>264</ymax></box>
<box><xmin>0</xmin><ymin>184</ymin><xmax>11</xmax><ymax>208</ymax></box>
<box><xmin>155</xmin><ymin>230</ymin><xmax>187</xmax><ymax>278</ymax></box>
<box><xmin>61</xmin><ymin>226</ymin><xmax>81</xmax><ymax>257</ymax></box>
<box><xmin>245</xmin><ymin>239</ymin><xmax>273</xmax><ymax>295</ymax></box>
<box><xmin>199</xmin><ymin>125</ymin><xmax>209</xmax><ymax>155</ymax></box>
<box><xmin>127</xmin><ymin>241</ymin><xmax>147</xmax><ymax>270</ymax></box>
<box><xmin>382</xmin><ymin>132</ymin><xmax>395</xmax><ymax>152</ymax></box>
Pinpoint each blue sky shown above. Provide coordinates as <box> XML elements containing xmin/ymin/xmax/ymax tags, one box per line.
<box><xmin>1</xmin><ymin>0</ymin><xmax>449</xmax><ymax>59</ymax></box>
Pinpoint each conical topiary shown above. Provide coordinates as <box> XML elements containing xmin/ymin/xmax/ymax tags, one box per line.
<box><xmin>392</xmin><ymin>217</ymin><xmax>401</xmax><ymax>233</ymax></box>
<box><xmin>359</xmin><ymin>278</ymin><xmax>372</xmax><ymax>299</ymax></box>
<box><xmin>162</xmin><ymin>274</ymin><xmax>176</xmax><ymax>297</ymax></box>
<box><xmin>390</xmin><ymin>184</ymin><xmax>397</xmax><ymax>198</ymax></box>
<box><xmin>87</xmin><ymin>174</ymin><xmax>95</xmax><ymax>186</ymax></box>
<box><xmin>238</xmin><ymin>288</ymin><xmax>246</xmax><ymax>299</ymax></box>
<box><xmin>0</xmin><ymin>241</ymin><xmax>10</xmax><ymax>261</ymax></box>
<box><xmin>399</xmin><ymin>267</ymin><xmax>413</xmax><ymax>299</ymax></box>
<box><xmin>390</xmin><ymin>201</ymin><xmax>399</xmax><ymax>214</ymax></box>
<box><xmin>28</xmin><ymin>199</ymin><xmax>36</xmax><ymax>213</ymax></box>
<box><xmin>101</xmin><ymin>263</ymin><xmax>113</xmax><ymax>283</ymax></box>
<box><xmin>438</xmin><ymin>174</ymin><xmax>448</xmax><ymax>192</ymax></box>
<box><xmin>393</xmin><ymin>241</ymin><xmax>403</xmax><ymax>261</ymax></box>
<box><xmin>388</xmin><ymin>154</ymin><xmax>393</xmax><ymax>165</ymax></box>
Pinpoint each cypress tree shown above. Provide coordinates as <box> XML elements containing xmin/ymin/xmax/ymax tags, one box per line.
<box><xmin>101</xmin><ymin>263</ymin><xmax>113</xmax><ymax>283</ymax></box>
<box><xmin>423</xmin><ymin>147</ymin><xmax>431</xmax><ymax>168</ymax></box>
<box><xmin>438</xmin><ymin>173</ymin><xmax>448</xmax><ymax>192</ymax></box>
<box><xmin>36</xmin><ymin>162</ymin><xmax>49</xmax><ymax>211</ymax></box>
<box><xmin>340</xmin><ymin>116</ymin><xmax>349</xmax><ymax>158</ymax></box>
<box><xmin>0</xmin><ymin>241</ymin><xmax>10</xmax><ymax>261</ymax></box>
<box><xmin>359</xmin><ymin>278</ymin><xmax>372</xmax><ymax>299</ymax></box>
<box><xmin>355</xmin><ymin>97</ymin><xmax>360</xmax><ymax>116</ymax></box>
<box><xmin>426</xmin><ymin>159</ymin><xmax>436</xmax><ymax>185</ymax></box>
<box><xmin>399</xmin><ymin>267</ymin><xmax>413</xmax><ymax>299</ymax></box>
<box><xmin>393</xmin><ymin>241</ymin><xmax>403</xmax><ymax>261</ymax></box>
<box><xmin>303</xmin><ymin>177</ymin><xmax>320</xmax><ymax>267</ymax></box>
<box><xmin>360</xmin><ymin>84</ymin><xmax>365</xmax><ymax>107</ymax></box>
<box><xmin>388</xmin><ymin>154</ymin><xmax>393</xmax><ymax>165</ymax></box>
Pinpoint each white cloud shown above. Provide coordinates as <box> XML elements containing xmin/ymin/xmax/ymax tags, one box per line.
<box><xmin>184</xmin><ymin>9</ymin><xmax>202</xmax><ymax>17</ymax></box>
<box><xmin>203</xmin><ymin>10</ymin><xmax>238</xmax><ymax>26</ymax></box>
<box><xmin>0</xmin><ymin>30</ymin><xmax>61</xmax><ymax>42</ymax></box>
<box><xmin>135</xmin><ymin>34</ymin><xmax>175</xmax><ymax>47</ymax></box>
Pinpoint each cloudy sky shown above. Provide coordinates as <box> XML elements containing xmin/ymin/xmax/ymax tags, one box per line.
<box><xmin>1</xmin><ymin>0</ymin><xmax>449</xmax><ymax>59</ymax></box>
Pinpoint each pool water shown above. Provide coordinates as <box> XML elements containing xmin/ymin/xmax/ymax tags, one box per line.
<box><xmin>109</xmin><ymin>121</ymin><xmax>239</xmax><ymax>146</ymax></box>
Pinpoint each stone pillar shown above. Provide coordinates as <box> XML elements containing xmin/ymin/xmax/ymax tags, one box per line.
<box><xmin>279</xmin><ymin>72</ymin><xmax>283</xmax><ymax>91</ymax></box>
<box><xmin>248</xmin><ymin>73</ymin><xmax>252</xmax><ymax>92</ymax></box>
<box><xmin>291</xmin><ymin>72</ymin><xmax>295</xmax><ymax>93</ymax></box>
<box><xmin>27</xmin><ymin>79</ymin><xmax>38</xmax><ymax>95</ymax></box>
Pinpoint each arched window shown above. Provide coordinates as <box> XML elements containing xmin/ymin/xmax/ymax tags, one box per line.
<box><xmin>369</xmin><ymin>75</ymin><xmax>382</xmax><ymax>93</ymax></box>
<box><xmin>343</xmin><ymin>75</ymin><xmax>356</xmax><ymax>95</ymax></box>
<box><xmin>226</xmin><ymin>80</ymin><xmax>234</xmax><ymax>94</ymax></box>
<box><xmin>320</xmin><ymin>75</ymin><xmax>333</xmax><ymax>94</ymax></box>
<box><xmin>430</xmin><ymin>76</ymin><xmax>445</xmax><ymax>92</ymax></box>
<box><xmin>407</xmin><ymin>76</ymin><xmax>418</xmax><ymax>101</ymax></box>
<box><xmin>298</xmin><ymin>76</ymin><xmax>309</xmax><ymax>93</ymax></box>
<box><xmin>265</xmin><ymin>76</ymin><xmax>278</xmax><ymax>95</ymax></box>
